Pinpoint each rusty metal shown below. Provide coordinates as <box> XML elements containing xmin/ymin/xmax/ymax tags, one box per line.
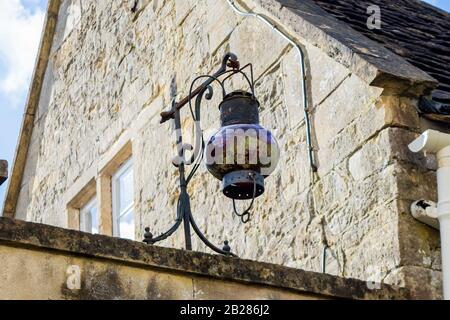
<box><xmin>219</xmin><ymin>91</ymin><xmax>260</xmax><ymax>126</ymax></box>
<box><xmin>146</xmin><ymin>52</ymin><xmax>278</xmax><ymax>253</ymax></box>
<box><xmin>147</xmin><ymin>53</ymin><xmax>256</xmax><ymax>256</ymax></box>
<box><xmin>159</xmin><ymin>53</ymin><xmax>240</xmax><ymax>124</ymax></box>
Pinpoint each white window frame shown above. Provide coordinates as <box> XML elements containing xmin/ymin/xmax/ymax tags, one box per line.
<box><xmin>80</xmin><ymin>197</ymin><xmax>98</xmax><ymax>234</ymax></box>
<box><xmin>112</xmin><ymin>159</ymin><xmax>135</xmax><ymax>239</ymax></box>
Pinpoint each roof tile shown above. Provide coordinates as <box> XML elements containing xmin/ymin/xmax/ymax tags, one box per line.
<box><xmin>312</xmin><ymin>0</ymin><xmax>450</xmax><ymax>104</ymax></box>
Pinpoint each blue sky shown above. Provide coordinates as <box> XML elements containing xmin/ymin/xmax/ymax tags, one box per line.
<box><xmin>0</xmin><ymin>0</ymin><xmax>47</xmax><ymax>207</ymax></box>
<box><xmin>0</xmin><ymin>0</ymin><xmax>449</xmax><ymax>208</ymax></box>
<box><xmin>424</xmin><ymin>0</ymin><xmax>450</xmax><ymax>11</ymax></box>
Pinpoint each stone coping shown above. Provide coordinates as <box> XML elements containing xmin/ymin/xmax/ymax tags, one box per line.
<box><xmin>0</xmin><ymin>160</ymin><xmax>7</xmax><ymax>186</ymax></box>
<box><xmin>0</xmin><ymin>217</ymin><xmax>414</xmax><ymax>300</ymax></box>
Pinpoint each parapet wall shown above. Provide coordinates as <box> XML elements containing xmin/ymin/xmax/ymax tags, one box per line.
<box><xmin>0</xmin><ymin>217</ymin><xmax>413</xmax><ymax>300</ymax></box>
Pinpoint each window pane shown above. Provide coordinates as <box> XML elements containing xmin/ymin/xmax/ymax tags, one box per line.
<box><xmin>80</xmin><ymin>210</ymin><xmax>90</xmax><ymax>232</ymax></box>
<box><xmin>112</xmin><ymin>159</ymin><xmax>135</xmax><ymax>240</ymax></box>
<box><xmin>80</xmin><ymin>198</ymin><xmax>98</xmax><ymax>234</ymax></box>
<box><xmin>90</xmin><ymin>205</ymin><xmax>99</xmax><ymax>234</ymax></box>
<box><xmin>119</xmin><ymin>210</ymin><xmax>135</xmax><ymax>240</ymax></box>
<box><xmin>119</xmin><ymin>167</ymin><xmax>134</xmax><ymax>212</ymax></box>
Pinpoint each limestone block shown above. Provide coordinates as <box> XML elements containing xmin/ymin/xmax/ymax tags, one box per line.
<box><xmin>313</xmin><ymin>74</ymin><xmax>383</xmax><ymax>152</ymax></box>
<box><xmin>395</xmin><ymin>164</ymin><xmax>437</xmax><ymax>203</ymax></box>
<box><xmin>335</xmin><ymin>200</ymin><xmax>398</xmax><ymax>253</ymax></box>
<box><xmin>193</xmin><ymin>277</ymin><xmax>323</xmax><ymax>300</ymax></box>
<box><xmin>344</xmin><ymin>220</ymin><xmax>400</xmax><ymax>282</ymax></box>
<box><xmin>63</xmin><ymin>0</ymin><xmax>83</xmax><ymax>41</ymax></box>
<box><xmin>15</xmin><ymin>183</ymin><xmax>31</xmax><ymax>221</ymax></box>
<box><xmin>134</xmin><ymin>119</ymin><xmax>181</xmax><ymax>241</ymax></box>
<box><xmin>346</xmin><ymin>165</ymin><xmax>399</xmax><ymax>214</ymax></box>
<box><xmin>230</xmin><ymin>16</ymin><xmax>289</xmax><ymax>79</ymax></box>
<box><xmin>67</xmin><ymin>207</ymin><xmax>79</xmax><ymax>231</ymax></box>
<box><xmin>314</xmin><ymin>163</ymin><xmax>400</xmax><ymax>248</ymax></box>
<box><xmin>206</xmin><ymin>0</ymin><xmax>242</xmax><ymax>54</ymax></box>
<box><xmin>282</xmin><ymin>45</ymin><xmax>350</xmax><ymax>127</ymax></box>
<box><xmin>256</xmin><ymin>64</ymin><xmax>285</xmax><ymax>113</ymax></box>
<box><xmin>383</xmin><ymin>266</ymin><xmax>442</xmax><ymax>300</ymax></box>
<box><xmin>176</xmin><ymin>7</ymin><xmax>210</xmax><ymax>85</ymax></box>
<box><xmin>175</xmin><ymin>0</ymin><xmax>198</xmax><ymax>26</ymax></box>
<box><xmin>0</xmin><ymin>245</ymin><xmax>194</xmax><ymax>300</ymax></box>
<box><xmin>380</xmin><ymin>96</ymin><xmax>421</xmax><ymax>130</ymax></box>
<box><xmin>128</xmin><ymin>0</ymin><xmax>153</xmax><ymax>16</ymax></box>
<box><xmin>315</xmin><ymin>94</ymin><xmax>397</xmax><ymax>177</ymax></box>
<box><xmin>272</xmin><ymin>141</ymin><xmax>312</xmax><ymax>199</ymax></box>
<box><xmin>322</xmin><ymin>246</ymin><xmax>343</xmax><ymax>277</ymax></box>
<box><xmin>314</xmin><ymin>169</ymin><xmax>351</xmax><ymax>215</ymax></box>
<box><xmin>347</xmin><ymin>128</ymin><xmax>419</xmax><ymax>182</ymax></box>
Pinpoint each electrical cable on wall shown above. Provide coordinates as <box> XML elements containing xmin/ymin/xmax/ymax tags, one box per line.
<box><xmin>225</xmin><ymin>0</ymin><xmax>330</xmax><ymax>274</ymax></box>
<box><xmin>225</xmin><ymin>0</ymin><xmax>317</xmax><ymax>173</ymax></box>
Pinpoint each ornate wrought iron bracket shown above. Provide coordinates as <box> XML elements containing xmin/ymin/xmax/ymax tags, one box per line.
<box><xmin>143</xmin><ymin>53</ymin><xmax>252</xmax><ymax>257</ymax></box>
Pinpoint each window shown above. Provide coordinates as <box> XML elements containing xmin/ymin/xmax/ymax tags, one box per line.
<box><xmin>112</xmin><ymin>159</ymin><xmax>135</xmax><ymax>240</ymax></box>
<box><xmin>66</xmin><ymin>176</ymin><xmax>96</xmax><ymax>233</ymax></box>
<box><xmin>80</xmin><ymin>197</ymin><xmax>99</xmax><ymax>234</ymax></box>
<box><xmin>65</xmin><ymin>140</ymin><xmax>133</xmax><ymax>237</ymax></box>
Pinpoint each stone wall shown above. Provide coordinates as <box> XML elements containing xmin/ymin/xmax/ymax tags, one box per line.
<box><xmin>0</xmin><ymin>217</ymin><xmax>416</xmax><ymax>300</ymax></box>
<box><xmin>12</xmin><ymin>0</ymin><xmax>442</xmax><ymax>297</ymax></box>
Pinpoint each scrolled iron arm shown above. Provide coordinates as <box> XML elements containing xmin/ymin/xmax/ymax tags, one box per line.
<box><xmin>159</xmin><ymin>53</ymin><xmax>239</xmax><ymax>124</ymax></box>
<box><xmin>144</xmin><ymin>53</ymin><xmax>241</xmax><ymax>257</ymax></box>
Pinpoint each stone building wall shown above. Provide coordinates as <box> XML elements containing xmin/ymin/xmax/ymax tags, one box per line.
<box><xmin>12</xmin><ymin>0</ymin><xmax>441</xmax><ymax>296</ymax></box>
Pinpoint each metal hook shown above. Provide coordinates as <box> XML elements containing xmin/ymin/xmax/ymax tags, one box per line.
<box><xmin>232</xmin><ymin>172</ymin><xmax>257</xmax><ymax>224</ymax></box>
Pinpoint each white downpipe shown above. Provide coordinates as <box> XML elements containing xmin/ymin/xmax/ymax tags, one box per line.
<box><xmin>410</xmin><ymin>199</ymin><xmax>439</xmax><ymax>230</ymax></box>
<box><xmin>437</xmin><ymin>146</ymin><xmax>450</xmax><ymax>300</ymax></box>
<box><xmin>409</xmin><ymin>130</ymin><xmax>450</xmax><ymax>300</ymax></box>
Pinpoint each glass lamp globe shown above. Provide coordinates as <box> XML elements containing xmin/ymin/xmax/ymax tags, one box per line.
<box><xmin>205</xmin><ymin>91</ymin><xmax>280</xmax><ymax>200</ymax></box>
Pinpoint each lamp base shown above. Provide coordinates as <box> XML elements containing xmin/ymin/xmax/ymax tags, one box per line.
<box><xmin>222</xmin><ymin>170</ymin><xmax>264</xmax><ymax>200</ymax></box>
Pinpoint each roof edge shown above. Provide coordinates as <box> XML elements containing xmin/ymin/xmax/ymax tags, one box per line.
<box><xmin>416</xmin><ymin>0</ymin><xmax>450</xmax><ymax>17</ymax></box>
<box><xmin>251</xmin><ymin>0</ymin><xmax>438</xmax><ymax>95</ymax></box>
<box><xmin>2</xmin><ymin>0</ymin><xmax>61</xmax><ymax>217</ymax></box>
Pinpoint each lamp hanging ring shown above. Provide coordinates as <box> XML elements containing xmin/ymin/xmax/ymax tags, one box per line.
<box><xmin>232</xmin><ymin>172</ymin><xmax>258</xmax><ymax>224</ymax></box>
